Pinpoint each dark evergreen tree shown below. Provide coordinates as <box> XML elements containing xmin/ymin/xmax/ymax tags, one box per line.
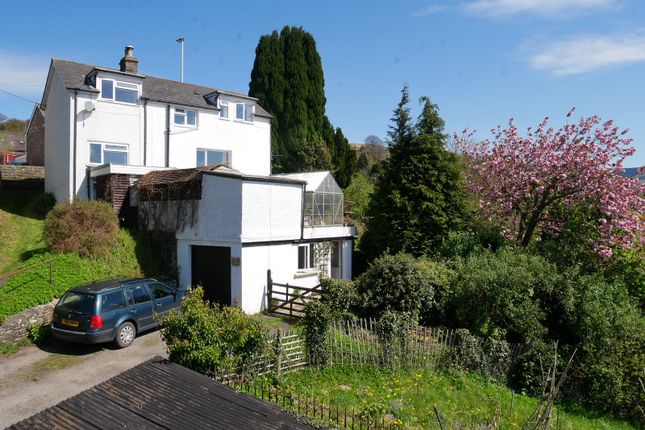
<box><xmin>362</xmin><ymin>85</ymin><xmax>469</xmax><ymax>259</ymax></box>
<box><xmin>249</xmin><ymin>26</ymin><xmax>356</xmax><ymax>182</ymax></box>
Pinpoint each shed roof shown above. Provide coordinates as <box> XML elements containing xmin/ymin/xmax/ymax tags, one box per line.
<box><xmin>49</xmin><ymin>59</ymin><xmax>272</xmax><ymax>118</ymax></box>
<box><xmin>138</xmin><ymin>165</ymin><xmax>305</xmax><ymax>190</ymax></box>
<box><xmin>8</xmin><ymin>357</ymin><xmax>315</xmax><ymax>430</ymax></box>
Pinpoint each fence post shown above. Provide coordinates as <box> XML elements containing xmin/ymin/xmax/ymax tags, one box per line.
<box><xmin>275</xmin><ymin>330</ymin><xmax>283</xmax><ymax>376</ymax></box>
<box><xmin>267</xmin><ymin>270</ymin><xmax>272</xmax><ymax>313</ymax></box>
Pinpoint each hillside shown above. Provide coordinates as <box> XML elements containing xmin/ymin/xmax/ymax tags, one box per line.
<box><xmin>0</xmin><ymin>190</ymin><xmax>164</xmax><ymax>323</ymax></box>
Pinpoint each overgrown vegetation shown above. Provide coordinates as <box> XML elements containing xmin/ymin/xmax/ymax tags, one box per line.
<box><xmin>160</xmin><ymin>288</ymin><xmax>270</xmax><ymax>376</ymax></box>
<box><xmin>262</xmin><ymin>365</ymin><xmax>636</xmax><ymax>430</ymax></box>
<box><xmin>0</xmin><ymin>228</ymin><xmax>163</xmax><ymax>324</ymax></box>
<box><xmin>43</xmin><ymin>200</ymin><xmax>118</xmax><ymax>257</ymax></box>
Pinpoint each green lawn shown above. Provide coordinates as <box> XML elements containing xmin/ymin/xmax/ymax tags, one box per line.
<box><xmin>0</xmin><ymin>190</ymin><xmax>47</xmax><ymax>275</ymax></box>
<box><xmin>252</xmin><ymin>365</ymin><xmax>635</xmax><ymax>430</ymax></box>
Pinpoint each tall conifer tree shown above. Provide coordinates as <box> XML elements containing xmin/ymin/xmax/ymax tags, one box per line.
<box><xmin>249</xmin><ymin>26</ymin><xmax>356</xmax><ymax>183</ymax></box>
<box><xmin>362</xmin><ymin>85</ymin><xmax>469</xmax><ymax>259</ymax></box>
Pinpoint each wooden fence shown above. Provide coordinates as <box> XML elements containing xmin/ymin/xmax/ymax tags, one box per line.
<box><xmin>266</xmin><ymin>269</ymin><xmax>323</xmax><ymax>318</ymax></box>
<box><xmin>220</xmin><ymin>376</ymin><xmax>403</xmax><ymax>430</ymax></box>
<box><xmin>243</xmin><ymin>318</ymin><xmax>524</xmax><ymax>378</ymax></box>
<box><xmin>218</xmin><ymin>319</ymin><xmax>526</xmax><ymax>429</ymax></box>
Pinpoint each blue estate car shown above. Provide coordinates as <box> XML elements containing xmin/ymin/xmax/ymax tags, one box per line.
<box><xmin>51</xmin><ymin>278</ymin><xmax>184</xmax><ymax>348</ymax></box>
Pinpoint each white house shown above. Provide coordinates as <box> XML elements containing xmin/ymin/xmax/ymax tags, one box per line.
<box><xmin>37</xmin><ymin>45</ymin><xmax>354</xmax><ymax>313</ymax></box>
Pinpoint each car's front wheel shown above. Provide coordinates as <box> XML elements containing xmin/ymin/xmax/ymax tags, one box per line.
<box><xmin>115</xmin><ymin>322</ymin><xmax>136</xmax><ymax>348</ymax></box>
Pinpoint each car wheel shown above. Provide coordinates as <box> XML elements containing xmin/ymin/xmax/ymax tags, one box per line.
<box><xmin>115</xmin><ymin>322</ymin><xmax>136</xmax><ymax>348</ymax></box>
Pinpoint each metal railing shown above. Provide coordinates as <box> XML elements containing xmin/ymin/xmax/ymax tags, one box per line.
<box><xmin>0</xmin><ymin>260</ymin><xmax>53</xmax><ymax>290</ymax></box>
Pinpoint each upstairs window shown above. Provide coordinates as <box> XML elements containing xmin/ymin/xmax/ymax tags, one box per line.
<box><xmin>235</xmin><ymin>103</ymin><xmax>245</xmax><ymax>120</ymax></box>
<box><xmin>174</xmin><ymin>108</ymin><xmax>197</xmax><ymax>126</ymax></box>
<box><xmin>219</xmin><ymin>100</ymin><xmax>229</xmax><ymax>118</ymax></box>
<box><xmin>234</xmin><ymin>102</ymin><xmax>254</xmax><ymax>122</ymax></box>
<box><xmin>196</xmin><ymin>149</ymin><xmax>231</xmax><ymax>167</ymax></box>
<box><xmin>100</xmin><ymin>79</ymin><xmax>139</xmax><ymax>104</ymax></box>
<box><xmin>89</xmin><ymin>142</ymin><xmax>128</xmax><ymax>165</ymax></box>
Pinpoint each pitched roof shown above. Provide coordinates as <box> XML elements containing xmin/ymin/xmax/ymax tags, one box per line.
<box><xmin>8</xmin><ymin>357</ymin><xmax>315</xmax><ymax>430</ymax></box>
<box><xmin>50</xmin><ymin>59</ymin><xmax>272</xmax><ymax>118</ymax></box>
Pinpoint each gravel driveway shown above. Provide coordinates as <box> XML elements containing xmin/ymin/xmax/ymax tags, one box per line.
<box><xmin>0</xmin><ymin>330</ymin><xmax>167</xmax><ymax>428</ymax></box>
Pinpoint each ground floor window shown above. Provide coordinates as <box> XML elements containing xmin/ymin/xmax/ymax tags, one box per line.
<box><xmin>297</xmin><ymin>244</ymin><xmax>314</xmax><ymax>270</ymax></box>
<box><xmin>89</xmin><ymin>142</ymin><xmax>128</xmax><ymax>165</ymax></box>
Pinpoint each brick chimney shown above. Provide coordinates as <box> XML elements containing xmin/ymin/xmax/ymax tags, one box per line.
<box><xmin>119</xmin><ymin>45</ymin><xmax>138</xmax><ymax>74</ymax></box>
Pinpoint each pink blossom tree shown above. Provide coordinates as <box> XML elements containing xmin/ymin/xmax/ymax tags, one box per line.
<box><xmin>456</xmin><ymin>109</ymin><xmax>644</xmax><ymax>257</ymax></box>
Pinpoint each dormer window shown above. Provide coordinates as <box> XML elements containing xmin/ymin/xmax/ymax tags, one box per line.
<box><xmin>174</xmin><ymin>108</ymin><xmax>197</xmax><ymax>126</ymax></box>
<box><xmin>235</xmin><ymin>102</ymin><xmax>254</xmax><ymax>122</ymax></box>
<box><xmin>100</xmin><ymin>79</ymin><xmax>139</xmax><ymax>104</ymax></box>
<box><xmin>235</xmin><ymin>103</ymin><xmax>245</xmax><ymax>120</ymax></box>
<box><xmin>219</xmin><ymin>100</ymin><xmax>229</xmax><ymax>119</ymax></box>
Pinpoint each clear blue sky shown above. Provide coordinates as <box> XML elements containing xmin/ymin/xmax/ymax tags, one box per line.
<box><xmin>1</xmin><ymin>0</ymin><xmax>644</xmax><ymax>165</ymax></box>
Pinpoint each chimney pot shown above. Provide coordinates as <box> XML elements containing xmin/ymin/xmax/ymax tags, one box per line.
<box><xmin>120</xmin><ymin>45</ymin><xmax>138</xmax><ymax>74</ymax></box>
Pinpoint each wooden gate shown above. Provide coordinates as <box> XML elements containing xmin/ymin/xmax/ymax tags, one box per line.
<box><xmin>266</xmin><ymin>270</ymin><xmax>322</xmax><ymax>318</ymax></box>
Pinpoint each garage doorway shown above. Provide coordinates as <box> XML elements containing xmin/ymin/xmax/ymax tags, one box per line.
<box><xmin>191</xmin><ymin>245</ymin><xmax>231</xmax><ymax>306</ymax></box>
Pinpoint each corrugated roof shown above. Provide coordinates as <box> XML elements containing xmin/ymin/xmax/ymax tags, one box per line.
<box><xmin>50</xmin><ymin>59</ymin><xmax>272</xmax><ymax>118</ymax></box>
<box><xmin>138</xmin><ymin>165</ymin><xmax>305</xmax><ymax>190</ymax></box>
<box><xmin>8</xmin><ymin>357</ymin><xmax>315</xmax><ymax>430</ymax></box>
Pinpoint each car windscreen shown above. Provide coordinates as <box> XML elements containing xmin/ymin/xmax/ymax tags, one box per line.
<box><xmin>57</xmin><ymin>292</ymin><xmax>96</xmax><ymax>315</ymax></box>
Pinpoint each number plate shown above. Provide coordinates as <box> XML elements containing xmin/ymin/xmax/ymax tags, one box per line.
<box><xmin>62</xmin><ymin>318</ymin><xmax>79</xmax><ymax>327</ymax></box>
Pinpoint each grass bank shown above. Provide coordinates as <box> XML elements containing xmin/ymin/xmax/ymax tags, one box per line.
<box><xmin>0</xmin><ymin>191</ymin><xmax>165</xmax><ymax>323</ymax></box>
<box><xmin>0</xmin><ymin>190</ymin><xmax>47</xmax><ymax>274</ymax></box>
<box><xmin>257</xmin><ymin>365</ymin><xmax>635</xmax><ymax>430</ymax></box>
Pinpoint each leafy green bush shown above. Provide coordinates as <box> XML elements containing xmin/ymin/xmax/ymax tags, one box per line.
<box><xmin>160</xmin><ymin>287</ymin><xmax>270</xmax><ymax>376</ymax></box>
<box><xmin>564</xmin><ymin>276</ymin><xmax>644</xmax><ymax>423</ymax></box>
<box><xmin>320</xmin><ymin>278</ymin><xmax>357</xmax><ymax>320</ymax></box>
<box><xmin>355</xmin><ymin>253</ymin><xmax>434</xmax><ymax>322</ymax></box>
<box><xmin>450</xmin><ymin>328</ymin><xmax>511</xmax><ymax>382</ymax></box>
<box><xmin>375</xmin><ymin>310</ymin><xmax>414</xmax><ymax>368</ymax></box>
<box><xmin>27</xmin><ymin>323</ymin><xmax>51</xmax><ymax>344</ymax></box>
<box><xmin>445</xmin><ymin>248</ymin><xmax>561</xmax><ymax>343</ymax></box>
<box><xmin>43</xmin><ymin>200</ymin><xmax>119</xmax><ymax>257</ymax></box>
<box><xmin>303</xmin><ymin>300</ymin><xmax>331</xmax><ymax>367</ymax></box>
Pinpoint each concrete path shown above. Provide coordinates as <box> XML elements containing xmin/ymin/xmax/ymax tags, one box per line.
<box><xmin>0</xmin><ymin>330</ymin><xmax>167</xmax><ymax>428</ymax></box>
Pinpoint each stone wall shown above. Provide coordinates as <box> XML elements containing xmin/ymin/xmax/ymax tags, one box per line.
<box><xmin>0</xmin><ymin>165</ymin><xmax>45</xmax><ymax>190</ymax></box>
<box><xmin>0</xmin><ymin>299</ymin><xmax>57</xmax><ymax>342</ymax></box>
<box><xmin>26</xmin><ymin>107</ymin><xmax>45</xmax><ymax>166</ymax></box>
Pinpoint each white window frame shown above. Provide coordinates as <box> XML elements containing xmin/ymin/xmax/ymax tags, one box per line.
<box><xmin>235</xmin><ymin>103</ymin><xmax>245</xmax><ymax>121</ymax></box>
<box><xmin>219</xmin><ymin>99</ymin><xmax>229</xmax><ymax>119</ymax></box>
<box><xmin>196</xmin><ymin>148</ymin><xmax>231</xmax><ymax>167</ymax></box>
<box><xmin>99</xmin><ymin>78</ymin><xmax>139</xmax><ymax>105</ymax></box>
<box><xmin>89</xmin><ymin>142</ymin><xmax>129</xmax><ymax>165</ymax></box>
<box><xmin>174</xmin><ymin>107</ymin><xmax>197</xmax><ymax>127</ymax></box>
<box><xmin>297</xmin><ymin>244</ymin><xmax>315</xmax><ymax>271</ymax></box>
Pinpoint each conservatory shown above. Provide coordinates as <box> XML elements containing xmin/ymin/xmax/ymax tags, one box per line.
<box><xmin>276</xmin><ymin>171</ymin><xmax>345</xmax><ymax>226</ymax></box>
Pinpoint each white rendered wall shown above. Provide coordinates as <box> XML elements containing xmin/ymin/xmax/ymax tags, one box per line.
<box><xmin>176</xmin><ymin>174</ymin><xmax>243</xmax><ymax>242</ymax></box>
<box><xmin>341</xmin><ymin>239</ymin><xmax>353</xmax><ymax>280</ymax></box>
<box><xmin>59</xmin><ymin>69</ymin><xmax>271</xmax><ymax>199</ymax></box>
<box><xmin>240</xmin><ymin>243</ymin><xmax>321</xmax><ymax>313</ymax></box>
<box><xmin>241</xmin><ymin>181</ymin><xmax>303</xmax><ymax>242</ymax></box>
<box><xmin>44</xmin><ymin>71</ymin><xmax>72</xmax><ymax>202</ymax></box>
